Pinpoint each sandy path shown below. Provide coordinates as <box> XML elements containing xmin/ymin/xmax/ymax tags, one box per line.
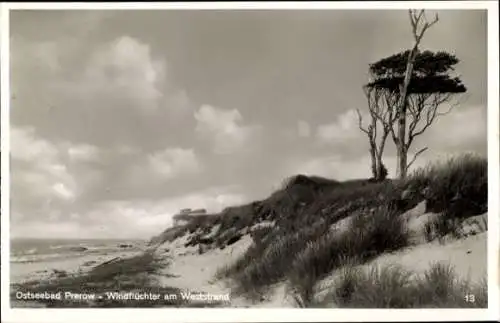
<box><xmin>154</xmin><ymin>234</ymin><xmax>295</xmax><ymax>307</ymax></box>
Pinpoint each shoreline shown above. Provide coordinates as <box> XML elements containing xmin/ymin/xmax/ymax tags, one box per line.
<box><xmin>10</xmin><ymin>249</ymin><xmax>145</xmax><ymax>308</ymax></box>
<box><xmin>11</xmin><ymin>249</ymin><xmax>144</xmax><ymax>284</ymax></box>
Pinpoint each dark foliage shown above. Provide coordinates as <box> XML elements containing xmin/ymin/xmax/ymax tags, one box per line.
<box><xmin>366</xmin><ymin>50</ymin><xmax>466</xmax><ymax>94</ymax></box>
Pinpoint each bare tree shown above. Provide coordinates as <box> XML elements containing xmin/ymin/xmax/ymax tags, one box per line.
<box><xmin>356</xmin><ymin>84</ymin><xmax>398</xmax><ymax>181</ymax></box>
<box><xmin>395</xmin><ymin>9</ymin><xmax>439</xmax><ymax>179</ymax></box>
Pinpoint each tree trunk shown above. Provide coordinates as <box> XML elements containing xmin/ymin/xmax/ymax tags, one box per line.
<box><xmin>398</xmin><ymin>144</ymin><xmax>408</xmax><ymax>179</ymax></box>
<box><xmin>396</xmin><ymin>49</ymin><xmax>418</xmax><ymax>179</ymax></box>
<box><xmin>375</xmin><ymin>144</ymin><xmax>386</xmax><ymax>181</ymax></box>
<box><xmin>369</xmin><ymin>143</ymin><xmax>379</xmax><ymax>179</ymax></box>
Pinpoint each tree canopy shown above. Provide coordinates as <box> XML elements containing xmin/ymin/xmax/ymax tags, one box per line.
<box><xmin>366</xmin><ymin>50</ymin><xmax>467</xmax><ymax>95</ymax></box>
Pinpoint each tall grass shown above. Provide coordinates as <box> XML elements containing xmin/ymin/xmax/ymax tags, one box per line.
<box><xmin>405</xmin><ymin>153</ymin><xmax>487</xmax><ymax>217</ymax></box>
<box><xmin>216</xmin><ymin>221</ymin><xmax>328</xmax><ymax>297</ymax></box>
<box><xmin>288</xmin><ymin>205</ymin><xmax>409</xmax><ymax>305</ymax></box>
<box><xmin>403</xmin><ymin>154</ymin><xmax>487</xmax><ymax>242</ymax></box>
<box><xmin>326</xmin><ymin>262</ymin><xmax>487</xmax><ymax>308</ymax></box>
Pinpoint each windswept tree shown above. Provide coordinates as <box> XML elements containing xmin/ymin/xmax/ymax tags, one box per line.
<box><xmin>364</xmin><ymin>9</ymin><xmax>467</xmax><ymax>179</ymax></box>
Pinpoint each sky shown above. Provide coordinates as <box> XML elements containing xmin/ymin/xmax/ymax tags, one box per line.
<box><xmin>8</xmin><ymin>9</ymin><xmax>487</xmax><ymax>239</ymax></box>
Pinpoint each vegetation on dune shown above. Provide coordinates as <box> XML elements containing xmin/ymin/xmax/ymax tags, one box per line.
<box><xmin>323</xmin><ymin>262</ymin><xmax>487</xmax><ymax>308</ymax></box>
<box><xmin>405</xmin><ymin>154</ymin><xmax>487</xmax><ymax>216</ymax></box>
<box><xmin>288</xmin><ymin>204</ymin><xmax>410</xmax><ymax>305</ymax></box>
<box><xmin>210</xmin><ymin>153</ymin><xmax>487</xmax><ymax>305</ymax></box>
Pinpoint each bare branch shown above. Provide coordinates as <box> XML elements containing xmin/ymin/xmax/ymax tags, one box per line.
<box><xmin>428</xmin><ymin>12</ymin><xmax>439</xmax><ymax>28</ymax></box>
<box><xmin>406</xmin><ymin>146</ymin><xmax>429</xmax><ymax>172</ymax></box>
<box><xmin>410</xmin><ymin>9</ymin><xmax>439</xmax><ymax>46</ymax></box>
<box><xmin>436</xmin><ymin>94</ymin><xmax>460</xmax><ymax>116</ymax></box>
<box><xmin>437</xmin><ymin>104</ymin><xmax>454</xmax><ymax>116</ymax></box>
<box><xmin>407</xmin><ymin>92</ymin><xmax>453</xmax><ymax>147</ymax></box>
<box><xmin>383</xmin><ymin>92</ymin><xmax>400</xmax><ymax>143</ymax></box>
<box><xmin>419</xmin><ymin>13</ymin><xmax>439</xmax><ymax>39</ymax></box>
<box><xmin>356</xmin><ymin>108</ymin><xmax>370</xmax><ymax>134</ymax></box>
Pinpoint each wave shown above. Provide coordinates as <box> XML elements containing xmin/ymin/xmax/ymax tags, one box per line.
<box><xmin>11</xmin><ymin>241</ymin><xmax>144</xmax><ymax>263</ymax></box>
<box><xmin>10</xmin><ymin>253</ymin><xmax>71</xmax><ymax>264</ymax></box>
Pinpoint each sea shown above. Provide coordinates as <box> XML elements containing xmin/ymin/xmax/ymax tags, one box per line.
<box><xmin>10</xmin><ymin>238</ymin><xmax>148</xmax><ymax>264</ymax></box>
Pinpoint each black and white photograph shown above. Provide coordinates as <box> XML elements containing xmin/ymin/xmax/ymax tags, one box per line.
<box><xmin>1</xmin><ymin>2</ymin><xmax>499</xmax><ymax>322</ymax></box>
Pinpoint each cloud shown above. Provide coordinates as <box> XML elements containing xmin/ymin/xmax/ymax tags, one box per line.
<box><xmin>124</xmin><ymin>147</ymin><xmax>202</xmax><ymax>190</ymax></box>
<box><xmin>11</xmin><ymin>221</ymin><xmax>84</xmax><ymax>240</ymax></box>
<box><xmin>11</xmin><ymin>127</ymin><xmax>77</xmax><ymax>203</ymax></box>
<box><xmin>147</xmin><ymin>148</ymin><xmax>202</xmax><ymax>178</ymax></box>
<box><xmin>73</xmin><ymin>36</ymin><xmax>166</xmax><ymax>111</ymax></box>
<box><xmin>12</xmin><ymin>187</ymin><xmax>247</xmax><ymax>239</ymax></box>
<box><xmin>52</xmin><ymin>182</ymin><xmax>76</xmax><ymax>201</ymax></box>
<box><xmin>17</xmin><ymin>34</ymin><xmax>191</xmax><ymax>118</ymax></box>
<box><xmin>87</xmin><ymin>188</ymin><xmax>247</xmax><ymax>239</ymax></box>
<box><xmin>316</xmin><ymin>109</ymin><xmax>362</xmax><ymax>144</ymax></box>
<box><xmin>291</xmin><ymin>107</ymin><xmax>486</xmax><ymax>181</ymax></box>
<box><xmin>67</xmin><ymin>144</ymin><xmax>100</xmax><ymax>162</ymax></box>
<box><xmin>11</xmin><ymin>11</ymin><xmax>112</xmax><ymax>88</ymax></box>
<box><xmin>289</xmin><ymin>141</ymin><xmax>479</xmax><ymax>182</ymax></box>
<box><xmin>194</xmin><ymin>104</ymin><xmax>261</xmax><ymax>155</ymax></box>
<box><xmin>10</xmin><ymin>127</ymin><xmax>60</xmax><ymax>162</ymax></box>
<box><xmin>419</xmin><ymin>105</ymin><xmax>486</xmax><ymax>152</ymax></box>
<box><xmin>10</xmin><ymin>126</ymin><xmax>103</xmax><ymax>216</ymax></box>
<box><xmin>12</xmin><ymin>30</ymin><xmax>197</xmax><ymax>156</ymax></box>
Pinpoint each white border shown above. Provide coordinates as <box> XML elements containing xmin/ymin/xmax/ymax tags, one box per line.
<box><xmin>1</xmin><ymin>1</ymin><xmax>498</xmax><ymax>10</ymax></box>
<box><xmin>1</xmin><ymin>0</ymin><xmax>12</xmax><ymax>319</ymax></box>
<box><xmin>1</xmin><ymin>2</ymin><xmax>499</xmax><ymax>323</ymax></box>
<box><xmin>486</xmin><ymin>3</ymin><xmax>500</xmax><ymax>322</ymax></box>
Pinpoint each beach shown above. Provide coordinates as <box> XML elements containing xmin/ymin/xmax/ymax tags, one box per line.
<box><xmin>10</xmin><ymin>238</ymin><xmax>147</xmax><ymax>307</ymax></box>
<box><xmin>11</xmin><ymin>250</ymin><xmax>144</xmax><ymax>284</ymax></box>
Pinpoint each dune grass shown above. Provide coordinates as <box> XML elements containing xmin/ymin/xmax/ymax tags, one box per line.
<box><xmin>217</xmin><ymin>204</ymin><xmax>410</xmax><ymax>303</ymax></box>
<box><xmin>288</xmin><ymin>204</ymin><xmax>409</xmax><ymax>305</ymax></box>
<box><xmin>215</xmin><ymin>154</ymin><xmax>487</xmax><ymax>304</ymax></box>
<box><xmin>409</xmin><ymin>154</ymin><xmax>488</xmax><ymax>242</ymax></box>
<box><xmin>404</xmin><ymin>153</ymin><xmax>487</xmax><ymax>217</ymax></box>
<box><xmin>323</xmin><ymin>262</ymin><xmax>487</xmax><ymax>308</ymax></box>
<box><xmin>220</xmin><ymin>221</ymin><xmax>329</xmax><ymax>299</ymax></box>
